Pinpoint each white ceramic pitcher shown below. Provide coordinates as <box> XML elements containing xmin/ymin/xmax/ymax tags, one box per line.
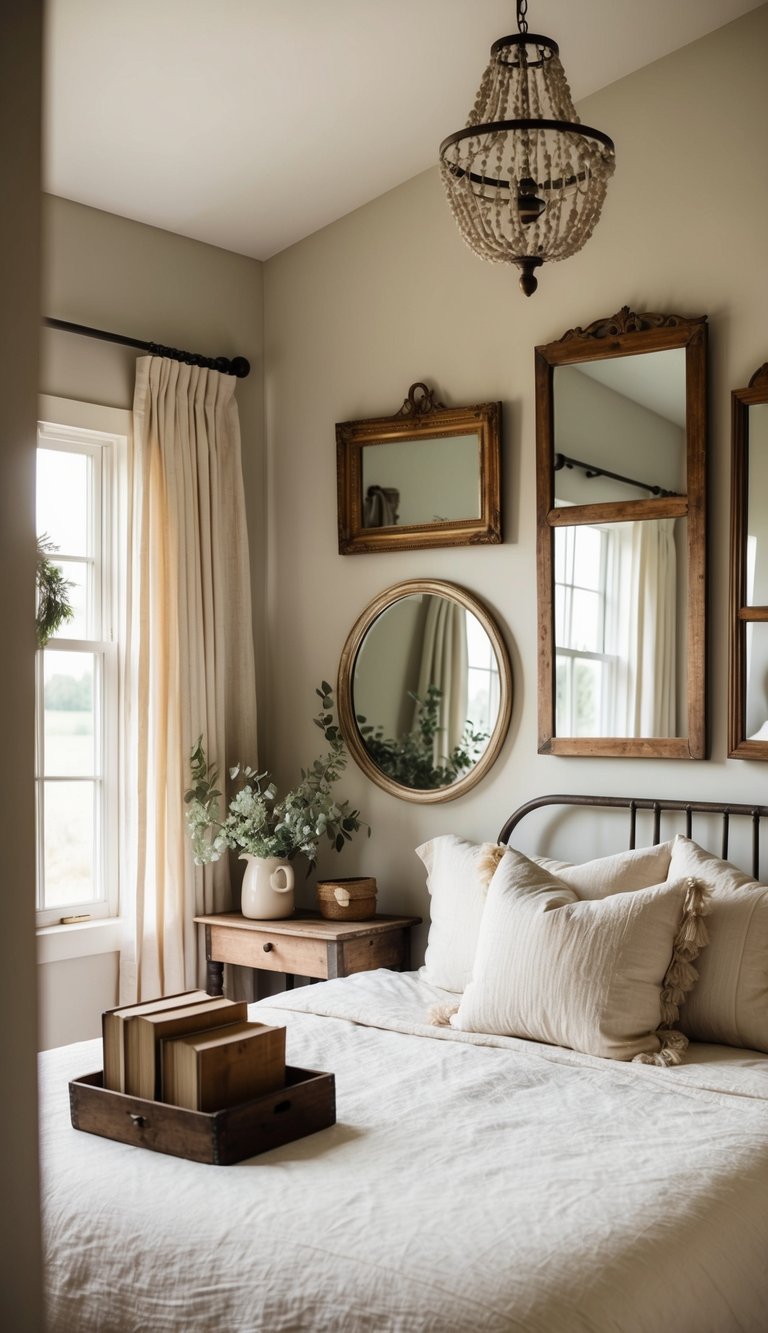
<box><xmin>240</xmin><ymin>854</ymin><xmax>295</xmax><ymax>919</ymax></box>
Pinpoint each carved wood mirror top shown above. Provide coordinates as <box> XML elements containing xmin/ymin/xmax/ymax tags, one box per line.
<box><xmin>535</xmin><ymin>307</ymin><xmax>708</xmax><ymax>758</ymax></box>
<box><xmin>336</xmin><ymin>382</ymin><xmax>501</xmax><ymax>554</ymax></box>
<box><xmin>729</xmin><ymin>362</ymin><xmax>768</xmax><ymax>759</ymax></box>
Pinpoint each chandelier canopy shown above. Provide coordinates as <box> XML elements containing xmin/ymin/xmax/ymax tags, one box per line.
<box><xmin>439</xmin><ymin>0</ymin><xmax>616</xmax><ymax>296</ymax></box>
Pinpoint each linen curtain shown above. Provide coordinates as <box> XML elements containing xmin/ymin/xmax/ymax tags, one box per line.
<box><xmin>608</xmin><ymin>518</ymin><xmax>677</xmax><ymax>737</ymax></box>
<box><xmin>120</xmin><ymin>357</ymin><xmax>258</xmax><ymax>1003</ymax></box>
<box><xmin>413</xmin><ymin>597</ymin><xmax>468</xmax><ymax>763</ymax></box>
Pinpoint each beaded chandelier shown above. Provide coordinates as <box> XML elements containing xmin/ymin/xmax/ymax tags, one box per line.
<box><xmin>439</xmin><ymin>0</ymin><xmax>615</xmax><ymax>296</ymax></box>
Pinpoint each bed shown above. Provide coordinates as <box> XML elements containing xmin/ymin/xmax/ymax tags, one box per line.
<box><xmin>41</xmin><ymin>795</ymin><xmax>768</xmax><ymax>1332</ymax></box>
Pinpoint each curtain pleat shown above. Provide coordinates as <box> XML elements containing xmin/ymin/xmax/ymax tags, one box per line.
<box><xmin>120</xmin><ymin>357</ymin><xmax>258</xmax><ymax>1003</ymax></box>
<box><xmin>413</xmin><ymin>597</ymin><xmax>468</xmax><ymax>763</ymax></box>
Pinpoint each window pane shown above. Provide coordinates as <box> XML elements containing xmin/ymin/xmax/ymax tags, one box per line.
<box><xmin>44</xmin><ymin>651</ymin><xmax>96</xmax><ymax>777</ymax></box>
<box><xmin>466</xmin><ymin>611</ymin><xmax>492</xmax><ymax>668</ymax></box>
<box><xmin>43</xmin><ymin>781</ymin><xmax>95</xmax><ymax>907</ymax></box>
<box><xmin>572</xmin><ymin>527</ymin><xmax>603</xmax><ymax>590</ymax></box>
<box><xmin>37</xmin><ymin>449</ymin><xmax>90</xmax><ymax>556</ymax></box>
<box><xmin>569</xmin><ymin>589</ymin><xmax>601</xmax><ymax>652</ymax></box>
<box><xmin>467</xmin><ymin>668</ymin><xmax>491</xmax><ymax>735</ymax></box>
<box><xmin>52</xmin><ymin>559</ymin><xmax>90</xmax><ymax>638</ymax></box>
<box><xmin>572</xmin><ymin>658</ymin><xmax>602</xmax><ymax>735</ymax></box>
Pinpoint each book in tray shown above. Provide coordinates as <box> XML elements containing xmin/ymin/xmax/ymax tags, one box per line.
<box><xmin>102</xmin><ymin>990</ymin><xmax>247</xmax><ymax>1099</ymax></box>
<box><xmin>162</xmin><ymin>1021</ymin><xmax>286</xmax><ymax>1112</ymax></box>
<box><xmin>102</xmin><ymin>989</ymin><xmax>210</xmax><ymax>1093</ymax></box>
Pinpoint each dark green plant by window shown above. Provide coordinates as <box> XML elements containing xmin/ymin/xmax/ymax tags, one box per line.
<box><xmin>358</xmin><ymin>684</ymin><xmax>488</xmax><ymax>790</ymax></box>
<box><xmin>36</xmin><ymin>535</ymin><xmax>74</xmax><ymax>647</ymax></box>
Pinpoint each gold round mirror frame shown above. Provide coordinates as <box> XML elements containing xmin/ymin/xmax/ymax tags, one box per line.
<box><xmin>337</xmin><ymin>579</ymin><xmax>513</xmax><ymax>804</ymax></box>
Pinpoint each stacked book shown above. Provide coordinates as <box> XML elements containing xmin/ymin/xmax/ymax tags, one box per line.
<box><xmin>102</xmin><ymin>990</ymin><xmax>286</xmax><ymax>1112</ymax></box>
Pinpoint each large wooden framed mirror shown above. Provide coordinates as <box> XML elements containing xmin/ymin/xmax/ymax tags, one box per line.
<box><xmin>535</xmin><ymin>306</ymin><xmax>708</xmax><ymax>758</ymax></box>
<box><xmin>336</xmin><ymin>383</ymin><xmax>501</xmax><ymax>554</ymax></box>
<box><xmin>337</xmin><ymin>580</ymin><xmax>512</xmax><ymax>802</ymax></box>
<box><xmin>729</xmin><ymin>362</ymin><xmax>768</xmax><ymax>758</ymax></box>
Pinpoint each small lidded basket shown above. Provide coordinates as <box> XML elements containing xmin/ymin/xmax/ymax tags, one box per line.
<box><xmin>316</xmin><ymin>877</ymin><xmax>377</xmax><ymax>921</ymax></box>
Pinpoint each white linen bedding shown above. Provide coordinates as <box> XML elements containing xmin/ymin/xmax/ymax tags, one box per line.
<box><xmin>41</xmin><ymin>970</ymin><xmax>768</xmax><ymax>1333</ymax></box>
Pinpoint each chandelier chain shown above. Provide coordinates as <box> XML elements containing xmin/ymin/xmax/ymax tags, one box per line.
<box><xmin>517</xmin><ymin>0</ymin><xmax>528</xmax><ymax>35</ymax></box>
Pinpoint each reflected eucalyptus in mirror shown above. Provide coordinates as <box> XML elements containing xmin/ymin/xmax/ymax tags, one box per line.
<box><xmin>337</xmin><ymin>580</ymin><xmax>512</xmax><ymax>803</ymax></box>
<box><xmin>336</xmin><ymin>383</ymin><xmax>501</xmax><ymax>554</ymax></box>
<box><xmin>536</xmin><ymin>306</ymin><xmax>708</xmax><ymax>758</ymax></box>
<box><xmin>729</xmin><ymin>364</ymin><xmax>768</xmax><ymax>758</ymax></box>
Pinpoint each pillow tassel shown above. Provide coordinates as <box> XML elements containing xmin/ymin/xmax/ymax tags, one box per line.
<box><xmin>477</xmin><ymin>843</ymin><xmax>506</xmax><ymax>893</ymax></box>
<box><xmin>633</xmin><ymin>876</ymin><xmax>710</xmax><ymax>1066</ymax></box>
<box><xmin>427</xmin><ymin>1003</ymin><xmax>459</xmax><ymax>1027</ymax></box>
<box><xmin>633</xmin><ymin>1030</ymin><xmax>689</xmax><ymax>1067</ymax></box>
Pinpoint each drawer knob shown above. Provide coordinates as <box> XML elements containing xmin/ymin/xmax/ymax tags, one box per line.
<box><xmin>262</xmin><ymin>942</ymin><xmax>274</xmax><ymax>953</ymax></box>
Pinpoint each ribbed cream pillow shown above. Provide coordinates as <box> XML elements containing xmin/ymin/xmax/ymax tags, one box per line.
<box><xmin>417</xmin><ymin>837</ymin><xmax>674</xmax><ymax>994</ymax></box>
<box><xmin>448</xmin><ymin>849</ymin><xmax>708</xmax><ymax>1064</ymax></box>
<box><xmin>668</xmin><ymin>836</ymin><xmax>768</xmax><ymax>1052</ymax></box>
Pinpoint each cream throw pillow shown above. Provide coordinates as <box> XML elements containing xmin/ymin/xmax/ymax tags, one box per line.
<box><xmin>667</xmin><ymin>836</ymin><xmax>768</xmax><ymax>1052</ymax></box>
<box><xmin>534</xmin><ymin>842</ymin><xmax>673</xmax><ymax>899</ymax></box>
<box><xmin>447</xmin><ymin>850</ymin><xmax>708</xmax><ymax>1064</ymax></box>
<box><xmin>416</xmin><ymin>837</ymin><xmax>674</xmax><ymax>994</ymax></box>
<box><xmin>415</xmin><ymin>836</ymin><xmax>505</xmax><ymax>992</ymax></box>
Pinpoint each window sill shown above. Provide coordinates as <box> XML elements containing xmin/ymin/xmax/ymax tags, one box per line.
<box><xmin>37</xmin><ymin>917</ymin><xmax>122</xmax><ymax>965</ymax></box>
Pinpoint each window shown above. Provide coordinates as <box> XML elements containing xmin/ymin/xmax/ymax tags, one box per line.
<box><xmin>555</xmin><ymin>524</ymin><xmax>615</xmax><ymax>736</ymax></box>
<box><xmin>466</xmin><ymin>610</ymin><xmax>500</xmax><ymax>738</ymax></box>
<box><xmin>35</xmin><ymin>400</ymin><xmax>128</xmax><ymax>927</ymax></box>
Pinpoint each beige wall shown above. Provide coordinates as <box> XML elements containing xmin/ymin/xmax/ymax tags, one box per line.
<box><xmin>39</xmin><ymin>199</ymin><xmax>265</xmax><ymax>1043</ymax></box>
<box><xmin>263</xmin><ymin>5</ymin><xmax>768</xmax><ymax>956</ymax></box>
<box><xmin>0</xmin><ymin>3</ymin><xmax>44</xmax><ymax>1323</ymax></box>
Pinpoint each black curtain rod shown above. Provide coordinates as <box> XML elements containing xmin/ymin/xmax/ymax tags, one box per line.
<box><xmin>553</xmin><ymin>451</ymin><xmax>680</xmax><ymax>498</ymax></box>
<box><xmin>43</xmin><ymin>316</ymin><xmax>250</xmax><ymax>379</ymax></box>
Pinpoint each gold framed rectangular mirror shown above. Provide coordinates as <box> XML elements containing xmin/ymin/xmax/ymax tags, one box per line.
<box><xmin>729</xmin><ymin>362</ymin><xmax>768</xmax><ymax>758</ymax></box>
<box><xmin>336</xmin><ymin>382</ymin><xmax>501</xmax><ymax>554</ymax></box>
<box><xmin>535</xmin><ymin>307</ymin><xmax>708</xmax><ymax>758</ymax></box>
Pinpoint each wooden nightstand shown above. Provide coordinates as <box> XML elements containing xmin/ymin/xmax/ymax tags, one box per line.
<box><xmin>194</xmin><ymin>911</ymin><xmax>422</xmax><ymax>995</ymax></box>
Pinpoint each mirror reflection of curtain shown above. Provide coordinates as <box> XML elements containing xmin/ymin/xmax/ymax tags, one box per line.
<box><xmin>413</xmin><ymin>597</ymin><xmax>468</xmax><ymax>759</ymax></box>
<box><xmin>608</xmin><ymin>519</ymin><xmax>677</xmax><ymax>737</ymax></box>
<box><xmin>363</xmin><ymin>485</ymin><xmax>399</xmax><ymax>528</ymax></box>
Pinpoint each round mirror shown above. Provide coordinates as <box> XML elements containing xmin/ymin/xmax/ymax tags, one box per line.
<box><xmin>338</xmin><ymin>580</ymin><xmax>512</xmax><ymax>803</ymax></box>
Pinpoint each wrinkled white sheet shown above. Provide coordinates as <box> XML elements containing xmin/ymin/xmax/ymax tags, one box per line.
<box><xmin>41</xmin><ymin>970</ymin><xmax>768</xmax><ymax>1333</ymax></box>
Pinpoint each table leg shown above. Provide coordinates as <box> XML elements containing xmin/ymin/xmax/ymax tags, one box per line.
<box><xmin>207</xmin><ymin>958</ymin><xmax>224</xmax><ymax>997</ymax></box>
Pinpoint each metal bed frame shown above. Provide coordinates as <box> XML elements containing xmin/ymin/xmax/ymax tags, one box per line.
<box><xmin>498</xmin><ymin>794</ymin><xmax>768</xmax><ymax>880</ymax></box>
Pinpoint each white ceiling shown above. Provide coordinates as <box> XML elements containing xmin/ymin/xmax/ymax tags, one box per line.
<box><xmin>44</xmin><ymin>0</ymin><xmax>764</xmax><ymax>261</ymax></box>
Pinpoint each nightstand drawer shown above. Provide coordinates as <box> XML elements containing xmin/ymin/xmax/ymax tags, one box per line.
<box><xmin>207</xmin><ymin>924</ymin><xmax>327</xmax><ymax>977</ymax></box>
<box><xmin>339</xmin><ymin>929</ymin><xmax>408</xmax><ymax>976</ymax></box>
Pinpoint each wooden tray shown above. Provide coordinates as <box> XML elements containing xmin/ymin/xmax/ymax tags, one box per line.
<box><xmin>69</xmin><ymin>1065</ymin><xmax>336</xmax><ymax>1165</ymax></box>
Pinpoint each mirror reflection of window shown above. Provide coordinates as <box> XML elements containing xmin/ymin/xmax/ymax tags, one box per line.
<box><xmin>360</xmin><ymin>434</ymin><xmax>481</xmax><ymax>527</ymax></box>
<box><xmin>746</xmin><ymin>403</ymin><xmax>768</xmax><ymax>605</ymax></box>
<box><xmin>553</xmin><ymin>350</ymin><xmax>687</xmax><ymax>506</ymax></box>
<box><xmin>554</xmin><ymin>519</ymin><xmax>685</xmax><ymax>739</ymax></box>
<box><xmin>745</xmin><ymin>622</ymin><xmax>768</xmax><ymax>739</ymax></box>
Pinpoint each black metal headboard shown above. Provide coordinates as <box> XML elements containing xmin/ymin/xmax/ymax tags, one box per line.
<box><xmin>498</xmin><ymin>794</ymin><xmax>768</xmax><ymax>881</ymax></box>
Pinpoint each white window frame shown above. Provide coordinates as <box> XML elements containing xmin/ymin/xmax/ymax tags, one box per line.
<box><xmin>35</xmin><ymin>397</ymin><xmax>129</xmax><ymax>932</ymax></box>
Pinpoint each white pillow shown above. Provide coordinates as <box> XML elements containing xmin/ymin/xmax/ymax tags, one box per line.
<box><xmin>667</xmin><ymin>836</ymin><xmax>768</xmax><ymax>1052</ymax></box>
<box><xmin>534</xmin><ymin>842</ymin><xmax>673</xmax><ymax>899</ymax></box>
<box><xmin>449</xmin><ymin>849</ymin><xmax>708</xmax><ymax>1064</ymax></box>
<box><xmin>416</xmin><ymin>836</ymin><xmax>673</xmax><ymax>993</ymax></box>
<box><xmin>415</xmin><ymin>836</ymin><xmax>504</xmax><ymax>992</ymax></box>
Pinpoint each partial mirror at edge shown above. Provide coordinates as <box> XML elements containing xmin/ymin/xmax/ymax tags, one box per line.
<box><xmin>535</xmin><ymin>306</ymin><xmax>708</xmax><ymax>758</ymax></box>
<box><xmin>337</xmin><ymin>580</ymin><xmax>512</xmax><ymax>802</ymax></box>
<box><xmin>729</xmin><ymin>363</ymin><xmax>768</xmax><ymax>758</ymax></box>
